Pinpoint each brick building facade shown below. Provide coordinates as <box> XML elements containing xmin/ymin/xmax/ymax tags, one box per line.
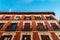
<box><xmin>0</xmin><ymin>12</ymin><xmax>60</xmax><ymax>40</ymax></box>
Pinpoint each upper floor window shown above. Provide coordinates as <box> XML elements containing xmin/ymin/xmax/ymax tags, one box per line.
<box><xmin>46</xmin><ymin>16</ymin><xmax>55</xmax><ymax>20</ymax></box>
<box><xmin>22</xmin><ymin>23</ymin><xmax>32</xmax><ymax>31</ymax></box>
<box><xmin>24</xmin><ymin>16</ymin><xmax>31</xmax><ymax>20</ymax></box>
<box><xmin>0</xmin><ymin>35</ymin><xmax>12</xmax><ymax>40</ymax></box>
<box><xmin>22</xmin><ymin>35</ymin><xmax>31</xmax><ymax>40</ymax></box>
<box><xmin>50</xmin><ymin>23</ymin><xmax>60</xmax><ymax>30</ymax></box>
<box><xmin>0</xmin><ymin>23</ymin><xmax>5</xmax><ymax>29</ymax></box>
<box><xmin>35</xmin><ymin>16</ymin><xmax>42</xmax><ymax>20</ymax></box>
<box><xmin>41</xmin><ymin>35</ymin><xmax>51</xmax><ymax>40</ymax></box>
<box><xmin>14</xmin><ymin>16</ymin><xmax>20</xmax><ymax>20</ymax></box>
<box><xmin>6</xmin><ymin>23</ymin><xmax>17</xmax><ymax>31</ymax></box>
<box><xmin>37</xmin><ymin>23</ymin><xmax>48</xmax><ymax>31</ymax></box>
<box><xmin>4</xmin><ymin>16</ymin><xmax>10</xmax><ymax>20</ymax></box>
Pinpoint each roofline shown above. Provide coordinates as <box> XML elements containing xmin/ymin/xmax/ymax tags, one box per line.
<box><xmin>0</xmin><ymin>12</ymin><xmax>55</xmax><ymax>15</ymax></box>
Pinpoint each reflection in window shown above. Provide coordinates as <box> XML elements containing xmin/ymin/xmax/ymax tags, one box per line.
<box><xmin>51</xmin><ymin>23</ymin><xmax>60</xmax><ymax>30</ymax></box>
<box><xmin>22</xmin><ymin>23</ymin><xmax>32</xmax><ymax>31</ymax></box>
<box><xmin>24</xmin><ymin>16</ymin><xmax>31</xmax><ymax>20</ymax></box>
<box><xmin>0</xmin><ymin>23</ymin><xmax>5</xmax><ymax>29</ymax></box>
<box><xmin>41</xmin><ymin>35</ymin><xmax>51</xmax><ymax>40</ymax></box>
<box><xmin>6</xmin><ymin>23</ymin><xmax>17</xmax><ymax>31</ymax></box>
<box><xmin>46</xmin><ymin>16</ymin><xmax>55</xmax><ymax>20</ymax></box>
<box><xmin>22</xmin><ymin>35</ymin><xmax>31</xmax><ymax>40</ymax></box>
<box><xmin>0</xmin><ymin>35</ymin><xmax>12</xmax><ymax>40</ymax></box>
<box><xmin>37</xmin><ymin>23</ymin><xmax>48</xmax><ymax>31</ymax></box>
<box><xmin>14</xmin><ymin>16</ymin><xmax>20</xmax><ymax>20</ymax></box>
<box><xmin>35</xmin><ymin>16</ymin><xmax>42</xmax><ymax>20</ymax></box>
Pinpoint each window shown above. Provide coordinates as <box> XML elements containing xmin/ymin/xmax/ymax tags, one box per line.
<box><xmin>46</xmin><ymin>16</ymin><xmax>55</xmax><ymax>20</ymax></box>
<box><xmin>35</xmin><ymin>16</ymin><xmax>42</xmax><ymax>20</ymax></box>
<box><xmin>37</xmin><ymin>23</ymin><xmax>48</xmax><ymax>31</ymax></box>
<box><xmin>41</xmin><ymin>35</ymin><xmax>51</xmax><ymax>40</ymax></box>
<box><xmin>0</xmin><ymin>23</ymin><xmax>5</xmax><ymax>29</ymax></box>
<box><xmin>4</xmin><ymin>16</ymin><xmax>10</xmax><ymax>20</ymax></box>
<box><xmin>14</xmin><ymin>16</ymin><xmax>20</xmax><ymax>20</ymax></box>
<box><xmin>22</xmin><ymin>23</ymin><xmax>32</xmax><ymax>31</ymax></box>
<box><xmin>6</xmin><ymin>23</ymin><xmax>17</xmax><ymax>31</ymax></box>
<box><xmin>0</xmin><ymin>35</ymin><xmax>12</xmax><ymax>40</ymax></box>
<box><xmin>22</xmin><ymin>35</ymin><xmax>31</xmax><ymax>40</ymax></box>
<box><xmin>24</xmin><ymin>16</ymin><xmax>31</xmax><ymax>20</ymax></box>
<box><xmin>50</xmin><ymin>23</ymin><xmax>60</xmax><ymax>30</ymax></box>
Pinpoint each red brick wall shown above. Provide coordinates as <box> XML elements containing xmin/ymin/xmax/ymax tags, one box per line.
<box><xmin>13</xmin><ymin>32</ymin><xmax>21</xmax><ymax>40</ymax></box>
<box><xmin>50</xmin><ymin>32</ymin><xmax>59</xmax><ymax>40</ymax></box>
<box><xmin>33</xmin><ymin>32</ymin><xmax>40</xmax><ymax>40</ymax></box>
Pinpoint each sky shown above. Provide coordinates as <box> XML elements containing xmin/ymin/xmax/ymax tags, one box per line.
<box><xmin>0</xmin><ymin>0</ymin><xmax>60</xmax><ymax>20</ymax></box>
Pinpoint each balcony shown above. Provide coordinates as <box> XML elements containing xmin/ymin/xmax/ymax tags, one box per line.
<box><xmin>24</xmin><ymin>16</ymin><xmax>31</xmax><ymax>20</ymax></box>
<box><xmin>41</xmin><ymin>35</ymin><xmax>51</xmax><ymax>40</ymax></box>
<box><xmin>51</xmin><ymin>23</ymin><xmax>60</xmax><ymax>30</ymax></box>
<box><xmin>13</xmin><ymin>16</ymin><xmax>20</xmax><ymax>21</ymax></box>
<box><xmin>46</xmin><ymin>16</ymin><xmax>55</xmax><ymax>20</ymax></box>
<box><xmin>35</xmin><ymin>16</ymin><xmax>42</xmax><ymax>20</ymax></box>
<box><xmin>0</xmin><ymin>23</ymin><xmax>5</xmax><ymax>29</ymax></box>
<box><xmin>37</xmin><ymin>23</ymin><xmax>48</xmax><ymax>31</ymax></box>
<box><xmin>6</xmin><ymin>23</ymin><xmax>17</xmax><ymax>31</ymax></box>
<box><xmin>0</xmin><ymin>35</ymin><xmax>12</xmax><ymax>40</ymax></box>
<box><xmin>22</xmin><ymin>35</ymin><xmax>31</xmax><ymax>40</ymax></box>
<box><xmin>1</xmin><ymin>16</ymin><xmax>10</xmax><ymax>20</ymax></box>
<box><xmin>22</xmin><ymin>23</ymin><xmax>32</xmax><ymax>31</ymax></box>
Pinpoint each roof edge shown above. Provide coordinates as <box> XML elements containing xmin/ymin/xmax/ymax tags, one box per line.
<box><xmin>0</xmin><ymin>12</ymin><xmax>55</xmax><ymax>15</ymax></box>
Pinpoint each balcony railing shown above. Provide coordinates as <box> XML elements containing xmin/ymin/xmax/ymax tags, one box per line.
<box><xmin>46</xmin><ymin>16</ymin><xmax>55</xmax><ymax>20</ymax></box>
<box><xmin>24</xmin><ymin>16</ymin><xmax>31</xmax><ymax>20</ymax></box>
<box><xmin>35</xmin><ymin>16</ymin><xmax>42</xmax><ymax>20</ymax></box>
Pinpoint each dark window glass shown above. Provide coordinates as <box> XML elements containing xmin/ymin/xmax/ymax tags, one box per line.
<box><xmin>41</xmin><ymin>35</ymin><xmax>51</xmax><ymax>40</ymax></box>
<box><xmin>46</xmin><ymin>16</ymin><xmax>55</xmax><ymax>20</ymax></box>
<box><xmin>0</xmin><ymin>35</ymin><xmax>12</xmax><ymax>40</ymax></box>
<box><xmin>24</xmin><ymin>16</ymin><xmax>31</xmax><ymax>20</ymax></box>
<box><xmin>22</xmin><ymin>35</ymin><xmax>31</xmax><ymax>40</ymax></box>
<box><xmin>22</xmin><ymin>23</ymin><xmax>32</xmax><ymax>31</ymax></box>
<box><xmin>4</xmin><ymin>16</ymin><xmax>10</xmax><ymax>20</ymax></box>
<box><xmin>6</xmin><ymin>23</ymin><xmax>17</xmax><ymax>31</ymax></box>
<box><xmin>51</xmin><ymin>23</ymin><xmax>60</xmax><ymax>30</ymax></box>
<box><xmin>0</xmin><ymin>23</ymin><xmax>5</xmax><ymax>29</ymax></box>
<box><xmin>37</xmin><ymin>23</ymin><xmax>48</xmax><ymax>31</ymax></box>
<box><xmin>35</xmin><ymin>16</ymin><xmax>42</xmax><ymax>20</ymax></box>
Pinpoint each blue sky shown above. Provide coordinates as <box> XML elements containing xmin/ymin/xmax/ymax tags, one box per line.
<box><xmin>0</xmin><ymin>0</ymin><xmax>60</xmax><ymax>20</ymax></box>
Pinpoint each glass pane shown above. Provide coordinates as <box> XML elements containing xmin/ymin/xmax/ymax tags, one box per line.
<box><xmin>0</xmin><ymin>23</ymin><xmax>5</xmax><ymax>29</ymax></box>
<box><xmin>6</xmin><ymin>23</ymin><xmax>17</xmax><ymax>31</ymax></box>
<box><xmin>41</xmin><ymin>35</ymin><xmax>51</xmax><ymax>40</ymax></box>
<box><xmin>22</xmin><ymin>35</ymin><xmax>31</xmax><ymax>40</ymax></box>
<box><xmin>4</xmin><ymin>16</ymin><xmax>10</xmax><ymax>20</ymax></box>
<box><xmin>35</xmin><ymin>16</ymin><xmax>42</xmax><ymax>20</ymax></box>
<box><xmin>46</xmin><ymin>16</ymin><xmax>55</xmax><ymax>20</ymax></box>
<box><xmin>37</xmin><ymin>23</ymin><xmax>48</xmax><ymax>31</ymax></box>
<box><xmin>14</xmin><ymin>16</ymin><xmax>20</xmax><ymax>20</ymax></box>
<box><xmin>22</xmin><ymin>23</ymin><xmax>32</xmax><ymax>31</ymax></box>
<box><xmin>24</xmin><ymin>16</ymin><xmax>31</xmax><ymax>20</ymax></box>
<box><xmin>51</xmin><ymin>23</ymin><xmax>60</xmax><ymax>30</ymax></box>
<box><xmin>0</xmin><ymin>35</ymin><xmax>12</xmax><ymax>40</ymax></box>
